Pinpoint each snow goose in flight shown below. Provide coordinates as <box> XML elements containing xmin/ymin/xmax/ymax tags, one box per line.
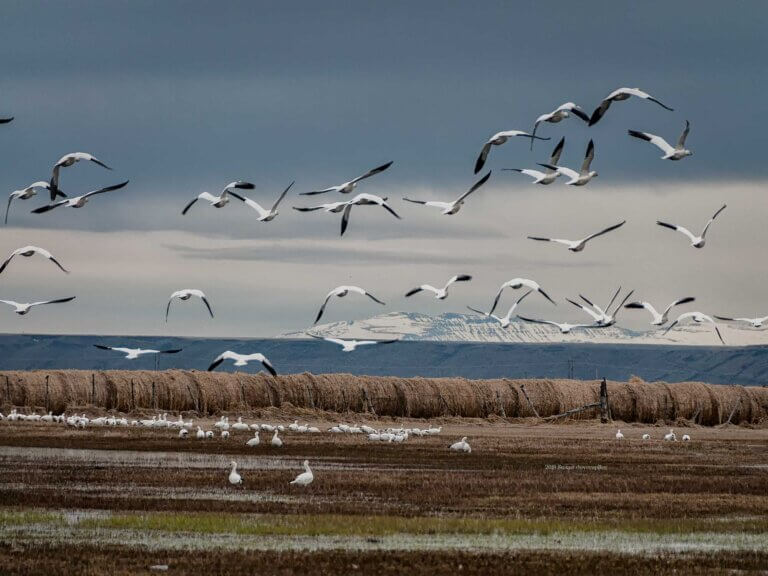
<box><xmin>656</xmin><ymin>204</ymin><xmax>726</xmax><ymax>249</ymax></box>
<box><xmin>340</xmin><ymin>193</ymin><xmax>401</xmax><ymax>236</ymax></box>
<box><xmin>528</xmin><ymin>220</ymin><xmax>625</xmax><ymax>252</ymax></box>
<box><xmin>530</xmin><ymin>103</ymin><xmax>589</xmax><ymax>148</ymax></box>
<box><xmin>31</xmin><ymin>181</ymin><xmax>129</xmax><ymax>213</ymax></box>
<box><xmin>166</xmin><ymin>289</ymin><xmax>214</xmax><ymax>322</ymax></box>
<box><xmin>0</xmin><ymin>296</ymin><xmax>75</xmax><ymax>316</ymax></box>
<box><xmin>0</xmin><ymin>246</ymin><xmax>68</xmax><ymax>275</ymax></box>
<box><xmin>664</xmin><ymin>312</ymin><xmax>725</xmax><ymax>345</ymax></box>
<box><xmin>290</xmin><ymin>460</ymin><xmax>314</xmax><ymax>486</ymax></box>
<box><xmin>300</xmin><ymin>161</ymin><xmax>393</xmax><ymax>196</ymax></box>
<box><xmin>467</xmin><ymin>289</ymin><xmax>533</xmax><ymax>328</ymax></box>
<box><xmin>239</xmin><ymin>181</ymin><xmax>294</xmax><ymax>222</ymax></box>
<box><xmin>503</xmin><ymin>137</ymin><xmax>564</xmax><ymax>185</ymax></box>
<box><xmin>403</xmin><ymin>172</ymin><xmax>491</xmax><ymax>215</ymax></box>
<box><xmin>405</xmin><ymin>274</ymin><xmax>472</xmax><ymax>300</ymax></box>
<box><xmin>181</xmin><ymin>181</ymin><xmax>255</xmax><ymax>215</ymax></box>
<box><xmin>628</xmin><ymin>121</ymin><xmax>692</xmax><ymax>160</ymax></box>
<box><xmin>6</xmin><ymin>182</ymin><xmax>58</xmax><ymax>224</ymax></box>
<box><xmin>488</xmin><ymin>278</ymin><xmax>556</xmax><ymax>315</ymax></box>
<box><xmin>588</xmin><ymin>87</ymin><xmax>673</xmax><ymax>126</ymax></box>
<box><xmin>475</xmin><ymin>130</ymin><xmax>549</xmax><ymax>174</ymax></box>
<box><xmin>624</xmin><ymin>297</ymin><xmax>695</xmax><ymax>326</ymax></box>
<box><xmin>292</xmin><ymin>200</ymin><xmax>349</xmax><ymax>214</ymax></box>
<box><xmin>569</xmin><ymin>288</ymin><xmax>634</xmax><ymax>327</ymax></box>
<box><xmin>207</xmin><ymin>351</ymin><xmax>277</xmax><ymax>375</ymax></box>
<box><xmin>315</xmin><ymin>285</ymin><xmax>385</xmax><ymax>324</ymax></box>
<box><xmin>516</xmin><ymin>315</ymin><xmax>599</xmax><ymax>334</ymax></box>
<box><xmin>93</xmin><ymin>345</ymin><xmax>182</xmax><ymax>359</ymax></box>
<box><xmin>538</xmin><ymin>139</ymin><xmax>597</xmax><ymax>186</ymax></box>
<box><xmin>449</xmin><ymin>437</ymin><xmax>471</xmax><ymax>453</ymax></box>
<box><xmin>49</xmin><ymin>152</ymin><xmax>112</xmax><ymax>199</ymax></box>
<box><xmin>713</xmin><ymin>314</ymin><xmax>768</xmax><ymax>329</ymax></box>
<box><xmin>308</xmin><ymin>333</ymin><xmax>400</xmax><ymax>352</ymax></box>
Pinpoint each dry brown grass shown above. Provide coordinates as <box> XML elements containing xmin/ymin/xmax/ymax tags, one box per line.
<box><xmin>1</xmin><ymin>370</ymin><xmax>766</xmax><ymax>425</ymax></box>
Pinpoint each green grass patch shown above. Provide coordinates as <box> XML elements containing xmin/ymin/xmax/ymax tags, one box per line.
<box><xmin>0</xmin><ymin>510</ymin><xmax>65</xmax><ymax>527</ymax></box>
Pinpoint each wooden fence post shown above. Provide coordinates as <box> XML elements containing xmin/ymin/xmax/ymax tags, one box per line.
<box><xmin>45</xmin><ymin>375</ymin><xmax>50</xmax><ymax>412</ymax></box>
<box><xmin>599</xmin><ymin>378</ymin><xmax>611</xmax><ymax>423</ymax></box>
<box><xmin>362</xmin><ymin>388</ymin><xmax>376</xmax><ymax>416</ymax></box>
<box><xmin>91</xmin><ymin>373</ymin><xmax>96</xmax><ymax>404</ymax></box>
<box><xmin>496</xmin><ymin>390</ymin><xmax>506</xmax><ymax>418</ymax></box>
<box><xmin>151</xmin><ymin>381</ymin><xmax>156</xmax><ymax>410</ymax></box>
<box><xmin>5</xmin><ymin>375</ymin><xmax>10</xmax><ymax>405</ymax></box>
<box><xmin>131</xmin><ymin>380</ymin><xmax>136</xmax><ymax>410</ymax></box>
<box><xmin>725</xmin><ymin>398</ymin><xmax>741</xmax><ymax>425</ymax></box>
<box><xmin>519</xmin><ymin>384</ymin><xmax>540</xmax><ymax>418</ymax></box>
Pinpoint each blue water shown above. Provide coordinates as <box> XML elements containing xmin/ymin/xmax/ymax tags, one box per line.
<box><xmin>1</xmin><ymin>334</ymin><xmax>767</xmax><ymax>386</ymax></box>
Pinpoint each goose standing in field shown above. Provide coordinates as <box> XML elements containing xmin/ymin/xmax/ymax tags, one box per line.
<box><xmin>656</xmin><ymin>205</ymin><xmax>727</xmax><ymax>249</ymax></box>
<box><xmin>340</xmin><ymin>193</ymin><xmax>401</xmax><ymax>236</ymax></box>
<box><xmin>6</xmin><ymin>182</ymin><xmax>58</xmax><ymax>224</ymax></box>
<box><xmin>31</xmin><ymin>181</ymin><xmax>129</xmax><ymax>214</ymax></box>
<box><xmin>271</xmin><ymin>429</ymin><xmax>283</xmax><ymax>447</ymax></box>
<box><xmin>664</xmin><ymin>312</ymin><xmax>725</xmax><ymax>345</ymax></box>
<box><xmin>308</xmin><ymin>333</ymin><xmax>400</xmax><ymax>352</ymax></box>
<box><xmin>516</xmin><ymin>315</ymin><xmax>599</xmax><ymax>334</ymax></box>
<box><xmin>196</xmin><ymin>426</ymin><xmax>205</xmax><ymax>439</ymax></box>
<box><xmin>166</xmin><ymin>289</ymin><xmax>214</xmax><ymax>322</ymax></box>
<box><xmin>314</xmin><ymin>285</ymin><xmax>386</xmax><ymax>324</ymax></box>
<box><xmin>488</xmin><ymin>278</ymin><xmax>556</xmax><ymax>315</ymax></box>
<box><xmin>290</xmin><ymin>460</ymin><xmax>314</xmax><ymax>486</ymax></box>
<box><xmin>615</xmin><ymin>429</ymin><xmax>624</xmax><ymax>440</ymax></box>
<box><xmin>49</xmin><ymin>152</ymin><xmax>112</xmax><ymax>199</ymax></box>
<box><xmin>530</xmin><ymin>103</ymin><xmax>589</xmax><ymax>147</ymax></box>
<box><xmin>528</xmin><ymin>220</ymin><xmax>626</xmax><ymax>253</ymax></box>
<box><xmin>232</xmin><ymin>417</ymin><xmax>250</xmax><ymax>432</ymax></box>
<box><xmin>449</xmin><ymin>437</ymin><xmax>471</xmax><ymax>453</ymax></box>
<box><xmin>228</xmin><ymin>461</ymin><xmax>242</xmax><ymax>485</ymax></box>
<box><xmin>588</xmin><ymin>87</ymin><xmax>674</xmax><ymax>126</ymax></box>
<box><xmin>221</xmin><ymin>430</ymin><xmax>230</xmax><ymax>439</ymax></box>
<box><xmin>0</xmin><ymin>296</ymin><xmax>75</xmax><ymax>316</ymax></box>
<box><xmin>474</xmin><ymin>130</ymin><xmax>549</xmax><ymax>174</ymax></box>
<box><xmin>93</xmin><ymin>344</ymin><xmax>182</xmax><ymax>359</ymax></box>
<box><xmin>624</xmin><ymin>297</ymin><xmax>696</xmax><ymax>326</ymax></box>
<box><xmin>246</xmin><ymin>431</ymin><xmax>260</xmax><ymax>447</ymax></box>
<box><xmin>664</xmin><ymin>429</ymin><xmax>676</xmax><ymax>441</ymax></box>
<box><xmin>538</xmin><ymin>139</ymin><xmax>597</xmax><ymax>186</ymax></box>
<box><xmin>238</xmin><ymin>181</ymin><xmax>294</xmax><ymax>221</ymax></box>
<box><xmin>467</xmin><ymin>290</ymin><xmax>533</xmax><ymax>328</ymax></box>
<box><xmin>181</xmin><ymin>181</ymin><xmax>255</xmax><ymax>215</ymax></box>
<box><xmin>402</xmin><ymin>172</ymin><xmax>491</xmax><ymax>215</ymax></box>
<box><xmin>713</xmin><ymin>314</ymin><xmax>768</xmax><ymax>328</ymax></box>
<box><xmin>642</xmin><ymin>433</ymin><xmax>651</xmax><ymax>440</ymax></box>
<box><xmin>503</xmin><ymin>138</ymin><xmax>564</xmax><ymax>185</ymax></box>
<box><xmin>628</xmin><ymin>121</ymin><xmax>693</xmax><ymax>160</ymax></box>
<box><xmin>207</xmin><ymin>351</ymin><xmax>277</xmax><ymax>375</ymax></box>
<box><xmin>682</xmin><ymin>434</ymin><xmax>691</xmax><ymax>442</ymax></box>
<box><xmin>300</xmin><ymin>162</ymin><xmax>393</xmax><ymax>196</ymax></box>
<box><xmin>405</xmin><ymin>274</ymin><xmax>472</xmax><ymax>300</ymax></box>
<box><xmin>0</xmin><ymin>246</ymin><xmax>69</xmax><ymax>275</ymax></box>
<box><xmin>178</xmin><ymin>428</ymin><xmax>188</xmax><ymax>439</ymax></box>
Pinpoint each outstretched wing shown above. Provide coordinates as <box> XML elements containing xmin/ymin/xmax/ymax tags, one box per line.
<box><xmin>677</xmin><ymin>120</ymin><xmax>690</xmax><ymax>148</ymax></box>
<box><xmin>271</xmin><ymin>181</ymin><xmax>295</xmax><ymax>211</ymax></box>
<box><xmin>314</xmin><ymin>293</ymin><xmax>335</xmax><ymax>325</ymax></box>
<box><xmin>455</xmin><ymin>171</ymin><xmax>491</xmax><ymax>203</ymax></box>
<box><xmin>701</xmin><ymin>204</ymin><xmax>727</xmax><ymax>238</ymax></box>
<box><xmin>581</xmin><ymin>220</ymin><xmax>626</xmax><ymax>244</ymax></box>
<box><xmin>474</xmin><ymin>142</ymin><xmax>492</xmax><ymax>174</ymax></box>
<box><xmin>402</xmin><ymin>198</ymin><xmax>427</xmax><ymax>205</ymax></box>
<box><xmin>628</xmin><ymin>130</ymin><xmax>675</xmax><ymax>155</ymax></box>
<box><xmin>580</xmin><ymin>140</ymin><xmax>595</xmax><ymax>173</ymax></box>
<box><xmin>549</xmin><ymin>137</ymin><xmax>565</xmax><ymax>165</ymax></box>
<box><xmin>340</xmin><ymin>204</ymin><xmax>353</xmax><ymax>236</ymax></box>
<box><xmin>404</xmin><ymin>287</ymin><xmax>424</xmax><ymax>297</ymax></box>
<box><xmin>588</xmin><ymin>99</ymin><xmax>612</xmax><ymax>126</ymax></box>
<box><xmin>350</xmin><ymin>161</ymin><xmax>394</xmax><ymax>185</ymax></box>
<box><xmin>657</xmin><ymin>221</ymin><xmax>697</xmax><ymax>243</ymax></box>
<box><xmin>81</xmin><ymin>180</ymin><xmax>129</xmax><ymax>200</ymax></box>
<box><xmin>663</xmin><ymin>297</ymin><xmax>695</xmax><ymax>316</ymax></box>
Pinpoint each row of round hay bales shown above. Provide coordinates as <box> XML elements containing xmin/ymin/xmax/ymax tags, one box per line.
<box><xmin>0</xmin><ymin>370</ymin><xmax>766</xmax><ymax>425</ymax></box>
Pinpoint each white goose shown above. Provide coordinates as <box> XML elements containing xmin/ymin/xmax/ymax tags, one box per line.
<box><xmin>628</xmin><ymin>121</ymin><xmax>693</xmax><ymax>160</ymax></box>
<box><xmin>207</xmin><ymin>351</ymin><xmax>277</xmax><ymax>375</ymax></box>
<box><xmin>6</xmin><ymin>181</ymin><xmax>58</xmax><ymax>224</ymax></box>
<box><xmin>642</xmin><ymin>433</ymin><xmax>651</xmax><ymax>440</ymax></box>
<box><xmin>467</xmin><ymin>289</ymin><xmax>533</xmax><ymax>328</ymax></box>
<box><xmin>570</xmin><ymin>289</ymin><xmax>634</xmax><ymax>328</ymax></box>
<box><xmin>538</xmin><ymin>139</ymin><xmax>597</xmax><ymax>186</ymax></box>
<box><xmin>449</xmin><ymin>437</ymin><xmax>471</xmax><ymax>453</ymax></box>
<box><xmin>589</xmin><ymin>87</ymin><xmax>674</xmax><ymax>126</ymax></box>
<box><xmin>239</xmin><ymin>181</ymin><xmax>294</xmax><ymax>221</ymax></box>
<box><xmin>713</xmin><ymin>314</ymin><xmax>768</xmax><ymax>328</ymax></box>
<box><xmin>271</xmin><ymin>429</ymin><xmax>283</xmax><ymax>447</ymax></box>
<box><xmin>31</xmin><ymin>181</ymin><xmax>129</xmax><ymax>213</ymax></box>
<box><xmin>503</xmin><ymin>137</ymin><xmax>564</xmax><ymax>185</ymax></box>
<box><xmin>624</xmin><ymin>297</ymin><xmax>696</xmax><ymax>326</ymax></box>
<box><xmin>50</xmin><ymin>152</ymin><xmax>113</xmax><ymax>197</ymax></box>
<box><xmin>405</xmin><ymin>274</ymin><xmax>472</xmax><ymax>300</ymax></box>
<box><xmin>528</xmin><ymin>220</ymin><xmax>625</xmax><ymax>252</ymax></box>
<box><xmin>246</xmin><ymin>431</ymin><xmax>260</xmax><ymax>447</ymax></box>
<box><xmin>93</xmin><ymin>345</ymin><xmax>183</xmax><ymax>359</ymax></box>
<box><xmin>656</xmin><ymin>205</ymin><xmax>727</xmax><ymax>249</ymax></box>
<box><xmin>663</xmin><ymin>429</ymin><xmax>676</xmax><ymax>441</ymax></box>
<box><xmin>309</xmin><ymin>334</ymin><xmax>399</xmax><ymax>352</ymax></box>
<box><xmin>290</xmin><ymin>460</ymin><xmax>314</xmax><ymax>486</ymax></box>
<box><xmin>402</xmin><ymin>172</ymin><xmax>491</xmax><ymax>215</ymax></box>
<box><xmin>228</xmin><ymin>461</ymin><xmax>242</xmax><ymax>485</ymax></box>
<box><xmin>664</xmin><ymin>312</ymin><xmax>725</xmax><ymax>345</ymax></box>
<box><xmin>340</xmin><ymin>193</ymin><xmax>401</xmax><ymax>236</ymax></box>
<box><xmin>300</xmin><ymin>162</ymin><xmax>393</xmax><ymax>196</ymax></box>
<box><xmin>0</xmin><ymin>296</ymin><xmax>75</xmax><ymax>316</ymax></box>
<box><xmin>488</xmin><ymin>278</ymin><xmax>556</xmax><ymax>315</ymax></box>
<box><xmin>474</xmin><ymin>130</ymin><xmax>549</xmax><ymax>173</ymax></box>
<box><xmin>531</xmin><ymin>103</ymin><xmax>589</xmax><ymax>145</ymax></box>
<box><xmin>232</xmin><ymin>417</ymin><xmax>250</xmax><ymax>432</ymax></box>
<box><xmin>181</xmin><ymin>181</ymin><xmax>255</xmax><ymax>215</ymax></box>
<box><xmin>166</xmin><ymin>289</ymin><xmax>214</xmax><ymax>322</ymax></box>
<box><xmin>315</xmin><ymin>285</ymin><xmax>386</xmax><ymax>324</ymax></box>
<box><xmin>0</xmin><ymin>246</ymin><xmax>69</xmax><ymax>275</ymax></box>
<box><xmin>516</xmin><ymin>315</ymin><xmax>598</xmax><ymax>334</ymax></box>
<box><xmin>615</xmin><ymin>429</ymin><xmax>624</xmax><ymax>440</ymax></box>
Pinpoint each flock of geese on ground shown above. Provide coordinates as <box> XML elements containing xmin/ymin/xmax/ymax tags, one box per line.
<box><xmin>1</xmin><ymin>86</ymin><xmax>762</xmax><ymax>377</ymax></box>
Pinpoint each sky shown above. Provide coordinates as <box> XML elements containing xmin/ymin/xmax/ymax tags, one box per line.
<box><xmin>1</xmin><ymin>1</ymin><xmax>767</xmax><ymax>337</ymax></box>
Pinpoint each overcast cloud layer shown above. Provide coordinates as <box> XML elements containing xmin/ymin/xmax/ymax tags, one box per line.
<box><xmin>1</xmin><ymin>1</ymin><xmax>767</xmax><ymax>337</ymax></box>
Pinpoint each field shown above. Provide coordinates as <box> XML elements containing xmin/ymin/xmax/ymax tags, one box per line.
<box><xmin>1</xmin><ymin>373</ymin><xmax>768</xmax><ymax>574</ymax></box>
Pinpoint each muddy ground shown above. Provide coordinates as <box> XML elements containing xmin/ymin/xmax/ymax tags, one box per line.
<box><xmin>1</xmin><ymin>412</ymin><xmax>767</xmax><ymax>574</ymax></box>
